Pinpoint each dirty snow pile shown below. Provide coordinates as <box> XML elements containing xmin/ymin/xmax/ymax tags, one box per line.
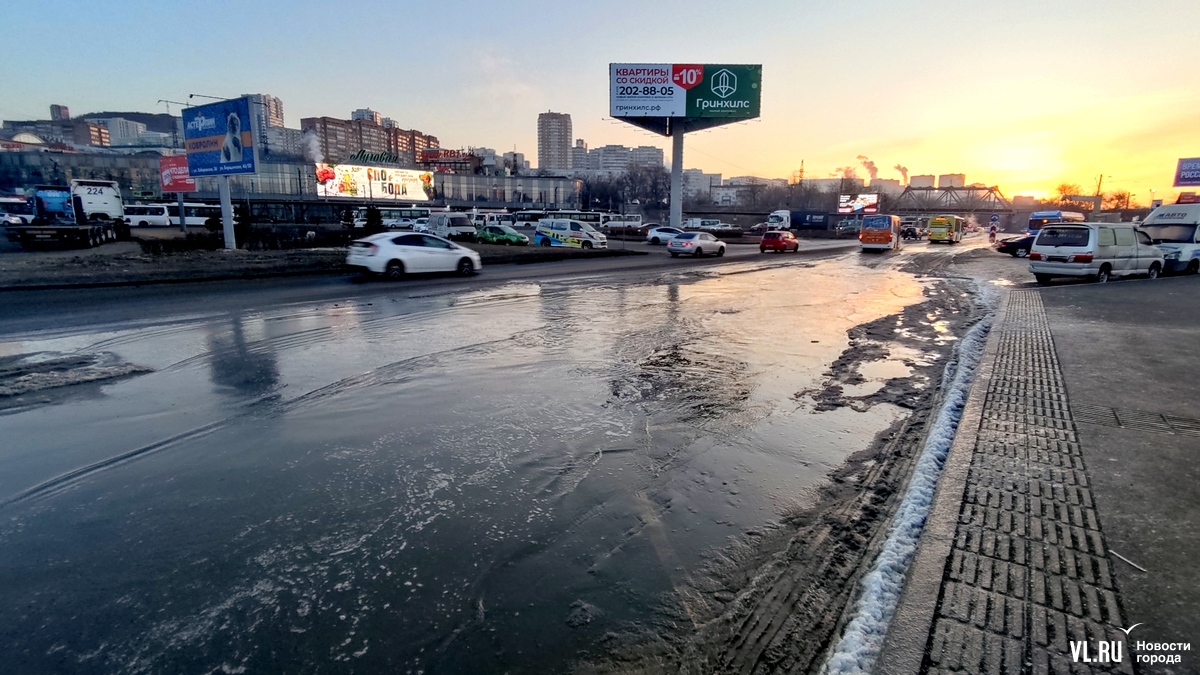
<box><xmin>823</xmin><ymin>308</ymin><xmax>994</xmax><ymax>675</ymax></box>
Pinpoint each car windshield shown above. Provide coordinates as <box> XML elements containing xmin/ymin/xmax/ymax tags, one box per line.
<box><xmin>863</xmin><ymin>218</ymin><xmax>891</xmax><ymax>230</ymax></box>
<box><xmin>1036</xmin><ymin>227</ymin><xmax>1090</xmax><ymax>247</ymax></box>
<box><xmin>675</xmin><ymin>233</ymin><xmax>697</xmax><ymax>240</ymax></box>
<box><xmin>766</xmin><ymin>215</ymin><xmax>784</xmax><ymax>223</ymax></box>
<box><xmin>1141</xmin><ymin>224</ymin><xmax>1197</xmax><ymax>243</ymax></box>
<box><xmin>764</xmin><ymin>232</ymin><xmax>780</xmax><ymax>239</ymax></box>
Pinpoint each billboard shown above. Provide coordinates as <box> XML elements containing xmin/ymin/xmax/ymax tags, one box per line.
<box><xmin>182</xmin><ymin>97</ymin><xmax>257</xmax><ymax>177</ymax></box>
<box><xmin>159</xmin><ymin>156</ymin><xmax>196</xmax><ymax>192</ymax></box>
<box><xmin>838</xmin><ymin>193</ymin><xmax>880</xmax><ymax>214</ymax></box>
<box><xmin>610</xmin><ymin>64</ymin><xmax>761</xmax><ymax>119</ymax></box>
<box><xmin>315</xmin><ymin>164</ymin><xmax>434</xmax><ymax>201</ymax></box>
<box><xmin>1174</xmin><ymin>157</ymin><xmax>1200</xmax><ymax>187</ymax></box>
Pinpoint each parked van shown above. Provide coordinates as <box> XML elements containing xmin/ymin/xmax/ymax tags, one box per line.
<box><xmin>426</xmin><ymin>212</ymin><xmax>477</xmax><ymax>241</ymax></box>
<box><xmin>859</xmin><ymin>214</ymin><xmax>904</xmax><ymax>252</ymax></box>
<box><xmin>1140</xmin><ymin>203</ymin><xmax>1200</xmax><ymax>275</ymax></box>
<box><xmin>534</xmin><ymin>218</ymin><xmax>608</xmax><ymax>249</ymax></box>
<box><xmin>124</xmin><ymin>204</ymin><xmax>171</xmax><ymax>227</ymax></box>
<box><xmin>1028</xmin><ymin>222</ymin><xmax>1163</xmax><ymax>284</ymax></box>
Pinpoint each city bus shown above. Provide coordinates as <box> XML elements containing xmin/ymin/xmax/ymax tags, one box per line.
<box><xmin>927</xmin><ymin>214</ymin><xmax>965</xmax><ymax>244</ymax></box>
<box><xmin>512</xmin><ymin>210</ymin><xmax>547</xmax><ymax>228</ymax></box>
<box><xmin>601</xmin><ymin>213</ymin><xmax>642</xmax><ymax>229</ymax></box>
<box><xmin>352</xmin><ymin>206</ymin><xmax>433</xmax><ymax>224</ymax></box>
<box><xmin>1028</xmin><ymin>210</ymin><xmax>1084</xmax><ymax>233</ymax></box>
<box><xmin>0</xmin><ymin>195</ymin><xmax>35</xmax><ymax>225</ymax></box>
<box><xmin>547</xmin><ymin>210</ymin><xmax>605</xmax><ymax>228</ymax></box>
<box><xmin>167</xmin><ymin>202</ymin><xmax>223</xmax><ymax>227</ymax></box>
<box><xmin>859</xmin><ymin>214</ymin><xmax>904</xmax><ymax>252</ymax></box>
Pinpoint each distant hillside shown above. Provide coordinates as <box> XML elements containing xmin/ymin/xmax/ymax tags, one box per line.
<box><xmin>81</xmin><ymin>112</ymin><xmax>179</xmax><ymax>134</ymax></box>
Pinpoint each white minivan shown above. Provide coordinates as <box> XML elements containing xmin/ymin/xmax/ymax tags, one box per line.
<box><xmin>124</xmin><ymin>204</ymin><xmax>171</xmax><ymax>227</ymax></box>
<box><xmin>426</xmin><ymin>212</ymin><xmax>478</xmax><ymax>241</ymax></box>
<box><xmin>1140</xmin><ymin>203</ymin><xmax>1200</xmax><ymax>275</ymax></box>
<box><xmin>1028</xmin><ymin>222</ymin><xmax>1163</xmax><ymax>285</ymax></box>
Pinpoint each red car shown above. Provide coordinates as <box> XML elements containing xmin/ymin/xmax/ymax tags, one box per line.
<box><xmin>760</xmin><ymin>230</ymin><xmax>800</xmax><ymax>253</ymax></box>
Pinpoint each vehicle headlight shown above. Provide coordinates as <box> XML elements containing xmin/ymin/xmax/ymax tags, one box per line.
<box><xmin>1164</xmin><ymin>251</ymin><xmax>1181</xmax><ymax>260</ymax></box>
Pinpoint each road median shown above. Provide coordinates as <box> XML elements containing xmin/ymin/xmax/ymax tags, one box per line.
<box><xmin>0</xmin><ymin>241</ymin><xmax>648</xmax><ymax>291</ymax></box>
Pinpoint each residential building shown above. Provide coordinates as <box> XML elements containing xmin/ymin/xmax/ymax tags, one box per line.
<box><xmin>2</xmin><ymin>119</ymin><xmax>109</xmax><ymax>147</ymax></box>
<box><xmin>242</xmin><ymin>94</ymin><xmax>286</xmax><ymax>145</ymax></box>
<box><xmin>629</xmin><ymin>145</ymin><xmax>664</xmax><ymax>169</ymax></box>
<box><xmin>711</xmin><ymin>185</ymin><xmax>740</xmax><ymax>206</ymax></box>
<box><xmin>537</xmin><ymin>111</ymin><xmax>572</xmax><ymax>171</ymax></box>
<box><xmin>264</xmin><ymin>127</ymin><xmax>306</xmax><ymax>159</ymax></box>
<box><xmin>867</xmin><ymin>178</ymin><xmax>903</xmax><ymax>195</ymax></box>
<box><xmin>682</xmin><ymin>169</ymin><xmax>721</xmax><ymax>197</ymax></box>
<box><xmin>84</xmin><ymin>117</ymin><xmax>147</xmax><ymax>145</ymax></box>
<box><xmin>351</xmin><ymin>108</ymin><xmax>382</xmax><ymax>125</ymax></box>
<box><xmin>937</xmin><ymin>173</ymin><xmax>966</xmax><ymax>188</ymax></box>
<box><xmin>49</xmin><ymin>105</ymin><xmax>70</xmax><ymax>121</ymax></box>
<box><xmin>570</xmin><ymin>139</ymin><xmax>592</xmax><ymax>171</ymax></box>
<box><xmin>503</xmin><ymin>151</ymin><xmax>530</xmax><ymax>175</ymax></box>
<box><xmin>726</xmin><ymin>175</ymin><xmax>787</xmax><ymax>188</ymax></box>
<box><xmin>909</xmin><ymin>174</ymin><xmax>935</xmax><ymax>188</ymax></box>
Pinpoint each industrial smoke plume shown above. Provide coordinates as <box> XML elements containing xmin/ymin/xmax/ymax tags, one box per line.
<box><xmin>304</xmin><ymin>131</ymin><xmax>323</xmax><ymax>164</ymax></box>
<box><xmin>834</xmin><ymin>166</ymin><xmax>858</xmax><ymax>179</ymax></box>
<box><xmin>857</xmin><ymin>155</ymin><xmax>879</xmax><ymax>181</ymax></box>
<box><xmin>894</xmin><ymin>164</ymin><xmax>909</xmax><ymax>184</ymax></box>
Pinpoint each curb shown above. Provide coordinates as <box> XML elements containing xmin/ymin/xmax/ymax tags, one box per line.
<box><xmin>0</xmin><ymin>249</ymin><xmax>651</xmax><ymax>292</ymax></box>
<box><xmin>874</xmin><ymin>291</ymin><xmax>1011</xmax><ymax>675</ymax></box>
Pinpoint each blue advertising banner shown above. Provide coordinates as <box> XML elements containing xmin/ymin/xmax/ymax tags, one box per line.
<box><xmin>183</xmin><ymin>97</ymin><xmax>257</xmax><ymax>177</ymax></box>
<box><xmin>1174</xmin><ymin>157</ymin><xmax>1200</xmax><ymax>188</ymax></box>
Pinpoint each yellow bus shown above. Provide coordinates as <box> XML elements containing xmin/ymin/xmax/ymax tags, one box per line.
<box><xmin>927</xmin><ymin>215</ymin><xmax>965</xmax><ymax>244</ymax></box>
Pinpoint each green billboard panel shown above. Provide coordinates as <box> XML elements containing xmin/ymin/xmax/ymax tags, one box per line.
<box><xmin>610</xmin><ymin>64</ymin><xmax>761</xmax><ymax>120</ymax></box>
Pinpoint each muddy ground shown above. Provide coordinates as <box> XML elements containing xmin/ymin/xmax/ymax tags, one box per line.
<box><xmin>576</xmin><ymin>249</ymin><xmax>993</xmax><ymax>674</ymax></box>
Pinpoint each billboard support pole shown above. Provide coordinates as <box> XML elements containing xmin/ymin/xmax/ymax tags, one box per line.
<box><xmin>177</xmin><ymin>191</ymin><xmax>186</xmax><ymax>233</ymax></box>
<box><xmin>219</xmin><ymin>175</ymin><xmax>236</xmax><ymax>249</ymax></box>
<box><xmin>670</xmin><ymin>124</ymin><xmax>684</xmax><ymax>230</ymax></box>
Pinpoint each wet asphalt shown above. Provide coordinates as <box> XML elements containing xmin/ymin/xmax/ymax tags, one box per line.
<box><xmin>0</xmin><ymin>241</ymin><xmax>967</xmax><ymax>673</ymax></box>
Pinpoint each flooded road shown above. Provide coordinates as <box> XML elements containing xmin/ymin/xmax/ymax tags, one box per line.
<box><xmin>0</xmin><ymin>247</ymin><xmax>975</xmax><ymax>673</ymax></box>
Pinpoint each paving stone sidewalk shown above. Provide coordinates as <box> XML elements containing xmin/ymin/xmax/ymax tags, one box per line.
<box><xmin>879</xmin><ymin>290</ymin><xmax>1134</xmax><ymax>674</ymax></box>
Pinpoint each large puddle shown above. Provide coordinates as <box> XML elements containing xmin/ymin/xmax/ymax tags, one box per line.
<box><xmin>0</xmin><ymin>259</ymin><xmax>929</xmax><ymax>673</ymax></box>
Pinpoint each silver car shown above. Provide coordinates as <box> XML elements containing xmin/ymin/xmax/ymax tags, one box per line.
<box><xmin>666</xmin><ymin>231</ymin><xmax>726</xmax><ymax>257</ymax></box>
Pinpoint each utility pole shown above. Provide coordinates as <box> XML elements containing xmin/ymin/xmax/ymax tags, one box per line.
<box><xmin>158</xmin><ymin>99</ymin><xmax>190</xmax><ymax>232</ymax></box>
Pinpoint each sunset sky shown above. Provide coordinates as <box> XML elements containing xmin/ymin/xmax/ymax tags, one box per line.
<box><xmin>2</xmin><ymin>0</ymin><xmax>1196</xmax><ymax>202</ymax></box>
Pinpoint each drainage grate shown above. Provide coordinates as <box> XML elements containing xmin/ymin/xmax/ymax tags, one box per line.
<box><xmin>1073</xmin><ymin>402</ymin><xmax>1200</xmax><ymax>437</ymax></box>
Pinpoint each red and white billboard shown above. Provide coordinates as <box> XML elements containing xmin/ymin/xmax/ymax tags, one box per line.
<box><xmin>159</xmin><ymin>155</ymin><xmax>196</xmax><ymax>192</ymax></box>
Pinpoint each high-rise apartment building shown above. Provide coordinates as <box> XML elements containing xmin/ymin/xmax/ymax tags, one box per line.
<box><xmin>49</xmin><ymin>104</ymin><xmax>70</xmax><ymax>121</ymax></box>
<box><xmin>242</xmin><ymin>94</ymin><xmax>286</xmax><ymax>146</ymax></box>
<box><xmin>351</xmin><ymin>108</ymin><xmax>382</xmax><ymax>125</ymax></box>
<box><xmin>300</xmin><ymin>115</ymin><xmax>438</xmax><ymax>165</ymax></box>
<box><xmin>537</xmin><ymin>112</ymin><xmax>572</xmax><ymax>171</ymax></box>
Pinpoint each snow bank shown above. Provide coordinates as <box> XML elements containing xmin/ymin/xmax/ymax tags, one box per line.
<box><xmin>823</xmin><ymin>305</ymin><xmax>995</xmax><ymax>675</ymax></box>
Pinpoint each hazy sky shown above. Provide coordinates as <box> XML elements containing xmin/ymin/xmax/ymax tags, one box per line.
<box><xmin>2</xmin><ymin>0</ymin><xmax>1196</xmax><ymax>201</ymax></box>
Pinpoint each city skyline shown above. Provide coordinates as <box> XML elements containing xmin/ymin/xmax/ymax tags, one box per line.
<box><xmin>1</xmin><ymin>0</ymin><xmax>1197</xmax><ymax>201</ymax></box>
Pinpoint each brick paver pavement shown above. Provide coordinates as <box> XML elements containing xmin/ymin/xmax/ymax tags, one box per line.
<box><xmin>881</xmin><ymin>291</ymin><xmax>1136</xmax><ymax>674</ymax></box>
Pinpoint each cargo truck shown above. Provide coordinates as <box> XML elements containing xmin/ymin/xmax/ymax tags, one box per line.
<box><xmin>4</xmin><ymin>181</ymin><xmax>126</xmax><ymax>249</ymax></box>
<box><xmin>765</xmin><ymin>209</ymin><xmax>830</xmax><ymax>230</ymax></box>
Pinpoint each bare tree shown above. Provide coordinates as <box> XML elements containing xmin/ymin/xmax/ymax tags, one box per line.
<box><xmin>1103</xmin><ymin>190</ymin><xmax>1135</xmax><ymax>210</ymax></box>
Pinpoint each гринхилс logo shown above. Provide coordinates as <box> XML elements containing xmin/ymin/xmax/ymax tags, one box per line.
<box><xmin>710</xmin><ymin>69</ymin><xmax>737</xmax><ymax>98</ymax></box>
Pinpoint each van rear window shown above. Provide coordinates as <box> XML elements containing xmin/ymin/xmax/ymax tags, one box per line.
<box><xmin>1036</xmin><ymin>227</ymin><xmax>1089</xmax><ymax>247</ymax></box>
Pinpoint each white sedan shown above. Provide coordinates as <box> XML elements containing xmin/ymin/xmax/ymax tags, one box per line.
<box><xmin>645</xmin><ymin>226</ymin><xmax>683</xmax><ymax>244</ymax></box>
<box><xmin>347</xmin><ymin>232</ymin><xmax>482</xmax><ymax>279</ymax></box>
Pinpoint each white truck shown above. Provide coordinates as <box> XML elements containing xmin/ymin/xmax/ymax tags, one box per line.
<box><xmin>4</xmin><ymin>181</ymin><xmax>126</xmax><ymax>249</ymax></box>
